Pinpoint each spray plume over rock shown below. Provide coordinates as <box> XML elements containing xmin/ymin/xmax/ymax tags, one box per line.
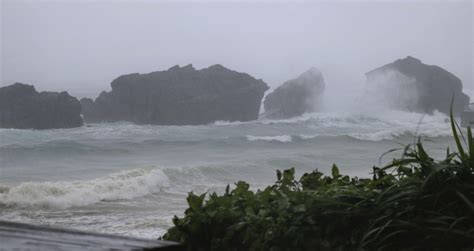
<box><xmin>0</xmin><ymin>83</ymin><xmax>83</xmax><ymax>129</ymax></box>
<box><xmin>365</xmin><ymin>56</ymin><xmax>470</xmax><ymax>115</ymax></box>
<box><xmin>263</xmin><ymin>67</ymin><xmax>325</xmax><ymax>119</ymax></box>
<box><xmin>81</xmin><ymin>64</ymin><xmax>269</xmax><ymax>125</ymax></box>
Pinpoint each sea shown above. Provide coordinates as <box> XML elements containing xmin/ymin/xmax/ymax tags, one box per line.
<box><xmin>0</xmin><ymin>109</ymin><xmax>458</xmax><ymax>238</ymax></box>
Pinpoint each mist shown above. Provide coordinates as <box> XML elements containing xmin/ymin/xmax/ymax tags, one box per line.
<box><xmin>2</xmin><ymin>1</ymin><xmax>474</xmax><ymax>245</ymax></box>
<box><xmin>1</xmin><ymin>0</ymin><xmax>472</xmax><ymax>104</ymax></box>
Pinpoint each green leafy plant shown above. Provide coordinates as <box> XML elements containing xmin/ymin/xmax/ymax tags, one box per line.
<box><xmin>163</xmin><ymin>114</ymin><xmax>474</xmax><ymax>250</ymax></box>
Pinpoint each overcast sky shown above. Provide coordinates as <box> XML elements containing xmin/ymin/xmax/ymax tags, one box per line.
<box><xmin>1</xmin><ymin>0</ymin><xmax>473</xmax><ymax>101</ymax></box>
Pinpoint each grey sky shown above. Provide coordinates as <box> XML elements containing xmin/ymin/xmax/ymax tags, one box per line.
<box><xmin>1</xmin><ymin>0</ymin><xmax>473</xmax><ymax>101</ymax></box>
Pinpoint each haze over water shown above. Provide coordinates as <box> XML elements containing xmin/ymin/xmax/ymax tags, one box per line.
<box><xmin>1</xmin><ymin>0</ymin><xmax>473</xmax><ymax>98</ymax></box>
<box><xmin>0</xmin><ymin>0</ymin><xmax>472</xmax><ymax>238</ymax></box>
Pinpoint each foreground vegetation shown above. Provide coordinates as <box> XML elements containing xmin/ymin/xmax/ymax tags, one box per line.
<box><xmin>163</xmin><ymin>112</ymin><xmax>474</xmax><ymax>250</ymax></box>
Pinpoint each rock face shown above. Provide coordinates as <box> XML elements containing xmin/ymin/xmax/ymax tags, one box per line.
<box><xmin>0</xmin><ymin>83</ymin><xmax>83</xmax><ymax>129</ymax></box>
<box><xmin>81</xmin><ymin>64</ymin><xmax>269</xmax><ymax>125</ymax></box>
<box><xmin>366</xmin><ymin>56</ymin><xmax>470</xmax><ymax>115</ymax></box>
<box><xmin>263</xmin><ymin>67</ymin><xmax>325</xmax><ymax>119</ymax></box>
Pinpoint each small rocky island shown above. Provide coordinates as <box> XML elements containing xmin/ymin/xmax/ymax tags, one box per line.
<box><xmin>81</xmin><ymin>64</ymin><xmax>269</xmax><ymax>125</ymax></box>
<box><xmin>0</xmin><ymin>83</ymin><xmax>83</xmax><ymax>129</ymax></box>
<box><xmin>263</xmin><ymin>67</ymin><xmax>325</xmax><ymax>119</ymax></box>
<box><xmin>366</xmin><ymin>56</ymin><xmax>470</xmax><ymax>115</ymax></box>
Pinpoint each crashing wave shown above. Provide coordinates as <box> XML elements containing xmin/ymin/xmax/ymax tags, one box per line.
<box><xmin>0</xmin><ymin>168</ymin><xmax>170</xmax><ymax>209</ymax></box>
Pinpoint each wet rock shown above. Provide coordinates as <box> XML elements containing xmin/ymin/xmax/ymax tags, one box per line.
<box><xmin>0</xmin><ymin>83</ymin><xmax>83</xmax><ymax>129</ymax></box>
<box><xmin>81</xmin><ymin>64</ymin><xmax>269</xmax><ymax>125</ymax></box>
<box><xmin>263</xmin><ymin>67</ymin><xmax>325</xmax><ymax>119</ymax></box>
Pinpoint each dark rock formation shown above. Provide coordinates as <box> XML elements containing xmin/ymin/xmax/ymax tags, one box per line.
<box><xmin>366</xmin><ymin>56</ymin><xmax>470</xmax><ymax>115</ymax></box>
<box><xmin>263</xmin><ymin>67</ymin><xmax>325</xmax><ymax>119</ymax></box>
<box><xmin>0</xmin><ymin>83</ymin><xmax>83</xmax><ymax>129</ymax></box>
<box><xmin>81</xmin><ymin>64</ymin><xmax>269</xmax><ymax>125</ymax></box>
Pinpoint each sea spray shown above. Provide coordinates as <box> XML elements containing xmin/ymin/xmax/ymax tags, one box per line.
<box><xmin>362</xmin><ymin>69</ymin><xmax>420</xmax><ymax>111</ymax></box>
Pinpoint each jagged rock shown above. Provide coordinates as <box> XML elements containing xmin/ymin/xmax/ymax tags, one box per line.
<box><xmin>366</xmin><ymin>56</ymin><xmax>470</xmax><ymax>114</ymax></box>
<box><xmin>263</xmin><ymin>67</ymin><xmax>325</xmax><ymax>119</ymax></box>
<box><xmin>0</xmin><ymin>83</ymin><xmax>83</xmax><ymax>129</ymax></box>
<box><xmin>81</xmin><ymin>64</ymin><xmax>269</xmax><ymax>125</ymax></box>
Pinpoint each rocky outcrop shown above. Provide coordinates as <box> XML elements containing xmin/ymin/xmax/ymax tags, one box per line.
<box><xmin>263</xmin><ymin>67</ymin><xmax>325</xmax><ymax>119</ymax></box>
<box><xmin>81</xmin><ymin>64</ymin><xmax>269</xmax><ymax>125</ymax></box>
<box><xmin>0</xmin><ymin>83</ymin><xmax>83</xmax><ymax>129</ymax></box>
<box><xmin>366</xmin><ymin>56</ymin><xmax>470</xmax><ymax>115</ymax></box>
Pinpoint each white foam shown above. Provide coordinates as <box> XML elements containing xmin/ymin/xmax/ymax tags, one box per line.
<box><xmin>298</xmin><ymin>134</ymin><xmax>320</xmax><ymax>140</ymax></box>
<box><xmin>0</xmin><ymin>168</ymin><xmax>170</xmax><ymax>209</ymax></box>
<box><xmin>213</xmin><ymin>120</ymin><xmax>250</xmax><ymax>126</ymax></box>
<box><xmin>348</xmin><ymin>128</ymin><xmax>451</xmax><ymax>141</ymax></box>
<box><xmin>0</xmin><ymin>107</ymin><xmax>455</xmax><ymax>149</ymax></box>
<box><xmin>243</xmin><ymin>109</ymin><xmax>453</xmax><ymax>142</ymax></box>
<box><xmin>246</xmin><ymin>135</ymin><xmax>292</xmax><ymax>143</ymax></box>
<box><xmin>343</xmin><ymin>111</ymin><xmax>452</xmax><ymax>141</ymax></box>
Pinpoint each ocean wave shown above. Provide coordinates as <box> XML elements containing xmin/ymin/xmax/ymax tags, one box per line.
<box><xmin>0</xmin><ymin>168</ymin><xmax>170</xmax><ymax>209</ymax></box>
<box><xmin>213</xmin><ymin>120</ymin><xmax>251</xmax><ymax>126</ymax></box>
<box><xmin>0</xmin><ymin>110</ymin><xmax>453</xmax><ymax>149</ymax></box>
<box><xmin>254</xmin><ymin>110</ymin><xmax>452</xmax><ymax>141</ymax></box>
<box><xmin>347</xmin><ymin>129</ymin><xmax>451</xmax><ymax>142</ymax></box>
<box><xmin>245</xmin><ymin>126</ymin><xmax>452</xmax><ymax>143</ymax></box>
<box><xmin>246</xmin><ymin>135</ymin><xmax>293</xmax><ymax>143</ymax></box>
<box><xmin>257</xmin><ymin>109</ymin><xmax>448</xmax><ymax>126</ymax></box>
<box><xmin>0</xmin><ymin>140</ymin><xmax>130</xmax><ymax>156</ymax></box>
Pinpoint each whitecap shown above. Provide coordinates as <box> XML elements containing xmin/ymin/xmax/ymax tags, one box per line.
<box><xmin>0</xmin><ymin>168</ymin><xmax>170</xmax><ymax>209</ymax></box>
<box><xmin>246</xmin><ymin>135</ymin><xmax>292</xmax><ymax>143</ymax></box>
